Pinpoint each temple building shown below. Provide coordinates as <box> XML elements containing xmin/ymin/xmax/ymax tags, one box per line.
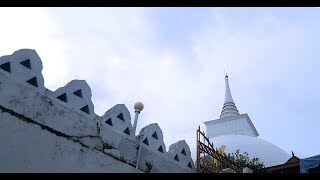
<box><xmin>266</xmin><ymin>153</ymin><xmax>320</xmax><ymax>173</ymax></box>
<box><xmin>204</xmin><ymin>74</ymin><xmax>291</xmax><ymax>168</ymax></box>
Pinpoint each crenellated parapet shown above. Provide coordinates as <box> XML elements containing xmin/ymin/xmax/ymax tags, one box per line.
<box><xmin>99</xmin><ymin>104</ymin><xmax>136</xmax><ymax>153</ymax></box>
<box><xmin>52</xmin><ymin>80</ymin><xmax>95</xmax><ymax>119</ymax></box>
<box><xmin>0</xmin><ymin>49</ymin><xmax>195</xmax><ymax>173</ymax></box>
<box><xmin>168</xmin><ymin>140</ymin><xmax>195</xmax><ymax>169</ymax></box>
<box><xmin>101</xmin><ymin>104</ymin><xmax>134</xmax><ymax>138</ymax></box>
<box><xmin>0</xmin><ymin>49</ymin><xmax>45</xmax><ymax>92</ymax></box>
<box><xmin>137</xmin><ymin>123</ymin><xmax>166</xmax><ymax>155</ymax></box>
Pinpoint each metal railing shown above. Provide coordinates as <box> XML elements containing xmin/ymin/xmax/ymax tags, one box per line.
<box><xmin>196</xmin><ymin>126</ymin><xmax>243</xmax><ymax>173</ymax></box>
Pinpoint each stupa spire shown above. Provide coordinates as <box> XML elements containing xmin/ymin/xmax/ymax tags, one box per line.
<box><xmin>220</xmin><ymin>74</ymin><xmax>240</xmax><ymax>118</ymax></box>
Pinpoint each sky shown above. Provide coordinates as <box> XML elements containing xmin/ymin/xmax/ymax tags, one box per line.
<box><xmin>0</xmin><ymin>7</ymin><xmax>319</xmax><ymax>161</ymax></box>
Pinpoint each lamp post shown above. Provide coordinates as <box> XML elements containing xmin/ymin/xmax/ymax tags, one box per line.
<box><xmin>133</xmin><ymin>101</ymin><xmax>144</xmax><ymax>135</ymax></box>
<box><xmin>133</xmin><ymin>102</ymin><xmax>144</xmax><ymax>170</ymax></box>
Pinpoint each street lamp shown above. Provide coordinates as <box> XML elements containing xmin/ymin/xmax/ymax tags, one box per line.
<box><xmin>133</xmin><ymin>101</ymin><xmax>144</xmax><ymax>135</ymax></box>
<box><xmin>133</xmin><ymin>101</ymin><xmax>144</xmax><ymax>170</ymax></box>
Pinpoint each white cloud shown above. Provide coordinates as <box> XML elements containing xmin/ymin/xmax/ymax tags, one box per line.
<box><xmin>0</xmin><ymin>7</ymin><xmax>72</xmax><ymax>89</ymax></box>
<box><xmin>189</xmin><ymin>9</ymin><xmax>320</xmax><ymax>159</ymax></box>
<box><xmin>41</xmin><ymin>8</ymin><xmax>200</xmax><ymax>150</ymax></box>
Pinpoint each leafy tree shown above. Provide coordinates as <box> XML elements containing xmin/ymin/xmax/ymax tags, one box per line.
<box><xmin>218</xmin><ymin>149</ymin><xmax>267</xmax><ymax>173</ymax></box>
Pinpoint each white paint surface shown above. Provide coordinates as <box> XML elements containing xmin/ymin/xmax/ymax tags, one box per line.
<box><xmin>168</xmin><ymin>140</ymin><xmax>195</xmax><ymax>169</ymax></box>
<box><xmin>210</xmin><ymin>135</ymin><xmax>291</xmax><ymax>167</ymax></box>
<box><xmin>53</xmin><ymin>80</ymin><xmax>95</xmax><ymax>119</ymax></box>
<box><xmin>0</xmin><ymin>49</ymin><xmax>195</xmax><ymax>173</ymax></box>
<box><xmin>137</xmin><ymin>123</ymin><xmax>166</xmax><ymax>155</ymax></box>
<box><xmin>0</xmin><ymin>110</ymin><xmax>141</xmax><ymax>173</ymax></box>
<box><xmin>0</xmin><ymin>49</ymin><xmax>45</xmax><ymax>93</ymax></box>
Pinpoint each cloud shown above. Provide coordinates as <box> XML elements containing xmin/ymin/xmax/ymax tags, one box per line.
<box><xmin>189</xmin><ymin>8</ymin><xmax>320</xmax><ymax>159</ymax></box>
<box><xmin>39</xmin><ymin>8</ymin><xmax>212</xmax><ymax>158</ymax></box>
<box><xmin>0</xmin><ymin>7</ymin><xmax>72</xmax><ymax>89</ymax></box>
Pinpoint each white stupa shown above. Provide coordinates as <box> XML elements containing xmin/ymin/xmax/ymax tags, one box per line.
<box><xmin>204</xmin><ymin>74</ymin><xmax>291</xmax><ymax>167</ymax></box>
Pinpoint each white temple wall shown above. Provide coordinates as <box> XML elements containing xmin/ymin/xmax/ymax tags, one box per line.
<box><xmin>52</xmin><ymin>80</ymin><xmax>96</xmax><ymax>119</ymax></box>
<box><xmin>0</xmin><ymin>110</ymin><xmax>141</xmax><ymax>173</ymax></box>
<box><xmin>136</xmin><ymin>144</ymin><xmax>195</xmax><ymax>173</ymax></box>
<box><xmin>206</xmin><ymin>117</ymin><xmax>256</xmax><ymax>138</ymax></box>
<box><xmin>100</xmin><ymin>104</ymin><xmax>135</xmax><ymax>141</ymax></box>
<box><xmin>0</xmin><ymin>71</ymin><xmax>98</xmax><ymax>137</ymax></box>
<box><xmin>0</xmin><ymin>49</ymin><xmax>196</xmax><ymax>173</ymax></box>
<box><xmin>0</xmin><ymin>49</ymin><xmax>45</xmax><ymax>93</ymax></box>
<box><xmin>167</xmin><ymin>140</ymin><xmax>195</xmax><ymax>170</ymax></box>
<box><xmin>137</xmin><ymin>123</ymin><xmax>166</xmax><ymax>155</ymax></box>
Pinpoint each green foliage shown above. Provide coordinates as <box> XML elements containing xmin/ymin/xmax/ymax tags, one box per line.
<box><xmin>220</xmin><ymin>149</ymin><xmax>267</xmax><ymax>173</ymax></box>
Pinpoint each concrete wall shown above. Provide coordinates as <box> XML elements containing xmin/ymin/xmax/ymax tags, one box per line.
<box><xmin>136</xmin><ymin>144</ymin><xmax>195</xmax><ymax>173</ymax></box>
<box><xmin>0</xmin><ymin>108</ymin><xmax>141</xmax><ymax>173</ymax></box>
<box><xmin>0</xmin><ymin>49</ymin><xmax>196</xmax><ymax>173</ymax></box>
